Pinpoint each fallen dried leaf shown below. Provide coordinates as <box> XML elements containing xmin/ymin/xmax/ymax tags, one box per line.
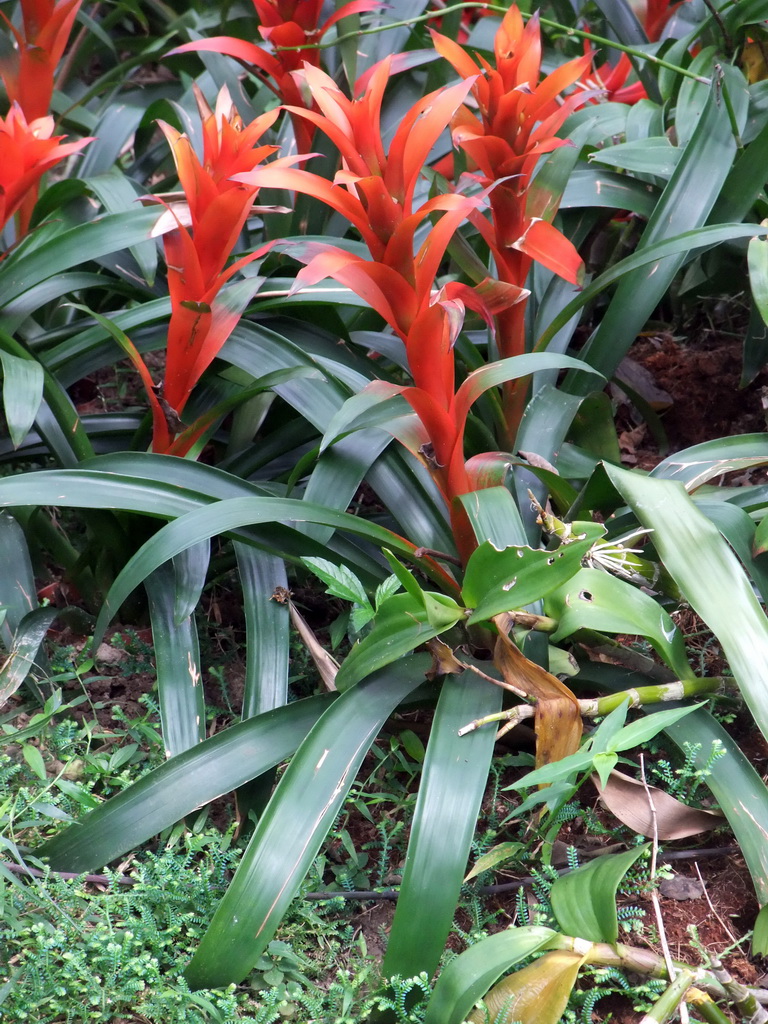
<box><xmin>595</xmin><ymin>769</ymin><xmax>723</xmax><ymax>839</ymax></box>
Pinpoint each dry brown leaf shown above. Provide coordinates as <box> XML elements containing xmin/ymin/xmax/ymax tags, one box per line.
<box><xmin>595</xmin><ymin>769</ymin><xmax>723</xmax><ymax>839</ymax></box>
<box><xmin>425</xmin><ymin>637</ymin><xmax>465</xmax><ymax>679</ymax></box>
<box><xmin>288</xmin><ymin>601</ymin><xmax>338</xmax><ymax>692</ymax></box>
<box><xmin>493</xmin><ymin>623</ymin><xmax>582</xmax><ymax>768</ymax></box>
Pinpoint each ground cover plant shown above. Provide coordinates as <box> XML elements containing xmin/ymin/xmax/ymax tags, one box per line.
<box><xmin>4</xmin><ymin>0</ymin><xmax>768</xmax><ymax>1020</ymax></box>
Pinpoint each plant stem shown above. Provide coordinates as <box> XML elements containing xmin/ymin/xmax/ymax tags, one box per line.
<box><xmin>639</xmin><ymin>968</ymin><xmax>696</xmax><ymax>1024</ymax></box>
<box><xmin>458</xmin><ymin>677</ymin><xmax>720</xmax><ymax>736</ymax></box>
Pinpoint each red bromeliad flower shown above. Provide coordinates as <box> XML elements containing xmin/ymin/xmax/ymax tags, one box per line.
<box><xmin>643</xmin><ymin>0</ymin><xmax>688</xmax><ymax>41</ymax></box>
<box><xmin>133</xmin><ymin>86</ymin><xmax>303</xmax><ymax>455</ymax></box>
<box><xmin>169</xmin><ymin>0</ymin><xmax>380</xmax><ymax>153</ymax></box>
<box><xmin>578</xmin><ymin>51</ymin><xmax>647</xmax><ymax>104</ymax></box>
<box><xmin>236</xmin><ymin>60</ymin><xmax>527</xmax><ymax>559</ymax></box>
<box><xmin>431</xmin><ymin>6</ymin><xmax>591</xmax><ymax>440</ymax></box>
<box><xmin>0</xmin><ymin>0</ymin><xmax>85</xmax><ymax>234</ymax></box>
<box><xmin>0</xmin><ymin>0</ymin><xmax>83</xmax><ymax>121</ymax></box>
<box><xmin>576</xmin><ymin>0</ymin><xmax>690</xmax><ymax>106</ymax></box>
<box><xmin>0</xmin><ymin>103</ymin><xmax>90</xmax><ymax>237</ymax></box>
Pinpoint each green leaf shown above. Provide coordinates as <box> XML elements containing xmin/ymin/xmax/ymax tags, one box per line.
<box><xmin>561</xmin><ymin>169</ymin><xmax>659</xmax><ymax>218</ymax></box>
<box><xmin>611</xmin><ymin>703</ymin><xmax>705</xmax><ymax>751</ymax></box>
<box><xmin>589</xmin><ymin>138</ymin><xmax>680</xmax><ymax>178</ymax></box>
<box><xmin>560</xmin><ymin>68</ymin><xmax>748</xmax><ymax>389</ymax></box>
<box><xmin>462</xmin><ymin>536</ymin><xmax>597</xmax><ymax>625</ymax></box>
<box><xmin>547</xmin><ymin>568</ymin><xmax>692</xmax><ymax>680</ymax></box>
<box><xmin>381</xmin><ymin>549</ymin><xmax>425</xmax><ymax>605</ymax></box>
<box><xmin>662</xmin><ymin>706</ymin><xmax>768</xmax><ymax>907</ymax></box>
<box><xmin>234</xmin><ymin>545</ymin><xmax>289</xmax><ymax>719</ymax></box>
<box><xmin>465</xmin><ymin>842</ymin><xmax>524</xmax><ymax>883</ymax></box>
<box><xmin>172</xmin><ymin>541</ymin><xmax>210</xmax><ymax>626</ymax></box>
<box><xmin>458</xmin><ymin>486</ymin><xmax>528</xmax><ymax>550</ymax></box>
<box><xmin>22</xmin><ymin>743</ymin><xmax>47</xmax><ymax>781</ymax></box>
<box><xmin>335</xmin><ymin>591</ymin><xmax>463</xmax><ymax>691</ymax></box>
<box><xmin>606</xmin><ymin>465</ymin><xmax>768</xmax><ymax>746</ymax></box>
<box><xmin>382</xmin><ymin>674</ymin><xmax>502</xmax><ymax>981</ymax></box>
<box><xmin>375</xmin><ymin>575</ymin><xmax>401</xmax><ymax>608</ymax></box>
<box><xmin>550</xmin><ymin>844</ymin><xmax>649</xmax><ymax>943</ymax></box>
<box><xmin>39</xmin><ymin>695</ymin><xmax>335</xmax><ymax>871</ymax></box>
<box><xmin>85</xmin><ymin>168</ymin><xmax>158</xmax><ymax>285</ymax></box>
<box><xmin>592</xmin><ymin>751</ymin><xmax>618</xmax><ymax>789</ymax></box>
<box><xmin>184</xmin><ymin>657</ymin><xmax>429</xmax><ymax>989</ymax></box>
<box><xmin>144</xmin><ymin>562</ymin><xmax>205</xmax><ymax>757</ymax></box>
<box><xmin>301</xmin><ymin>557</ymin><xmax>370</xmax><ymax>607</ymax></box>
<box><xmin>696</xmin><ymin>499</ymin><xmax>768</xmax><ymax>605</ymax></box>
<box><xmin>0</xmin><ymin>351</ymin><xmax>43</xmax><ymax>450</ymax></box>
<box><xmin>424</xmin><ymin>926</ymin><xmax>558</xmax><ymax>1024</ymax></box>
<box><xmin>753</xmin><ymin>904</ymin><xmax>768</xmax><ymax>956</ymax></box>
<box><xmin>0</xmin><ymin>513</ymin><xmax>38</xmax><ymax>646</ymax></box>
<box><xmin>651</xmin><ymin>434</ymin><xmax>768</xmax><ymax>488</ymax></box>
<box><xmin>749</xmin><ymin>229</ymin><xmax>768</xmax><ymax>337</ymax></box>
<box><xmin>535</xmin><ymin>225</ymin><xmax>768</xmax><ymax>363</ymax></box>
<box><xmin>0</xmin><ymin>209</ymin><xmax>164</xmax><ymax>308</ymax></box>
<box><xmin>0</xmin><ymin>608</ymin><xmax>58</xmax><ymax>704</ymax></box>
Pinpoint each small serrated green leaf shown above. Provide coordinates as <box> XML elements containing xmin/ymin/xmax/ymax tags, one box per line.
<box><xmin>301</xmin><ymin>557</ymin><xmax>370</xmax><ymax>607</ymax></box>
<box><xmin>374</xmin><ymin>575</ymin><xmax>401</xmax><ymax>608</ymax></box>
<box><xmin>348</xmin><ymin>604</ymin><xmax>374</xmax><ymax>634</ymax></box>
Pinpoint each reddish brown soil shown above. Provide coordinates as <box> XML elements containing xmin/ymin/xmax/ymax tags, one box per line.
<box><xmin>619</xmin><ymin>330</ymin><xmax>768</xmax><ymax>470</ymax></box>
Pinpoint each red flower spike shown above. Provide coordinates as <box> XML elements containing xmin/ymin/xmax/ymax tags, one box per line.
<box><xmin>137</xmin><ymin>87</ymin><xmax>305</xmax><ymax>452</ymax></box>
<box><xmin>169</xmin><ymin>0</ymin><xmax>381</xmax><ymax>153</ymax></box>
<box><xmin>237</xmin><ymin>52</ymin><xmax>531</xmax><ymax>562</ymax></box>
<box><xmin>644</xmin><ymin>0</ymin><xmax>687</xmax><ymax>41</ymax></box>
<box><xmin>0</xmin><ymin>104</ymin><xmax>91</xmax><ymax>237</ymax></box>
<box><xmin>0</xmin><ymin>0</ymin><xmax>82</xmax><ymax>121</ymax></box>
<box><xmin>430</xmin><ymin>6</ymin><xmax>592</xmax><ymax>445</ymax></box>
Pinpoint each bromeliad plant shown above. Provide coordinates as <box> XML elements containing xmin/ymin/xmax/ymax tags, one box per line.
<box><xmin>0</xmin><ymin>103</ymin><xmax>90</xmax><ymax>238</ymax></box>
<box><xmin>4</xmin><ymin>1</ymin><xmax>768</xmax><ymax>1018</ymax></box>
<box><xmin>128</xmin><ymin>85</ymin><xmax>306</xmax><ymax>455</ymax></box>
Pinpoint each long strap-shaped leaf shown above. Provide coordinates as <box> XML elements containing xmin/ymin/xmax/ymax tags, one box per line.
<box><xmin>144</xmin><ymin>561</ymin><xmax>206</xmax><ymax>758</ymax></box>
<box><xmin>234</xmin><ymin>544</ymin><xmax>289</xmax><ymax>720</ymax></box>
<box><xmin>561</xmin><ymin>67</ymin><xmax>748</xmax><ymax>390</ymax></box>
<box><xmin>38</xmin><ymin>694</ymin><xmax>335</xmax><ymax>871</ymax></box>
<box><xmin>184</xmin><ymin>655</ymin><xmax>431</xmax><ymax>989</ymax></box>
<box><xmin>232</xmin><ymin>544</ymin><xmax>290</xmax><ymax>822</ymax></box>
<box><xmin>382</xmin><ymin>673</ymin><xmax>502</xmax><ymax>982</ymax></box>
<box><xmin>0</xmin><ymin>468</ymin><xmax>422</xmax><ymax>590</ymax></box>
<box><xmin>0</xmin><ymin>208</ymin><xmax>165</xmax><ymax>308</ymax></box>
<box><xmin>606</xmin><ymin>464</ymin><xmax>768</xmax><ymax>745</ymax></box>
<box><xmin>665</xmin><ymin>708</ymin><xmax>768</xmax><ymax>907</ymax></box>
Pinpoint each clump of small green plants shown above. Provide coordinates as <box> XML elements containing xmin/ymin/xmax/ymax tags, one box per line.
<box><xmin>0</xmin><ymin>824</ymin><xmax>434</xmax><ymax>1024</ymax></box>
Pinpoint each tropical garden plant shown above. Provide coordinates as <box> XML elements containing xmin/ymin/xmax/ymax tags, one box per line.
<box><xmin>4</xmin><ymin>0</ymin><xmax>768</xmax><ymax>1019</ymax></box>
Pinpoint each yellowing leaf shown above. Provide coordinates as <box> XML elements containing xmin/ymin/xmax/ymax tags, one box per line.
<box><xmin>468</xmin><ymin>950</ymin><xmax>586</xmax><ymax>1024</ymax></box>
